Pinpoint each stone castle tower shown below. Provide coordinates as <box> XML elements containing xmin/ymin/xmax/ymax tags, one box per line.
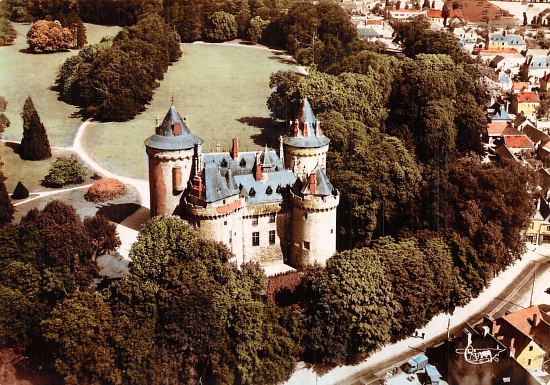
<box><xmin>145</xmin><ymin>99</ymin><xmax>339</xmax><ymax>269</ymax></box>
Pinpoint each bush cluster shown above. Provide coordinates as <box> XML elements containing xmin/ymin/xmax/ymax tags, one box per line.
<box><xmin>56</xmin><ymin>12</ymin><xmax>181</xmax><ymax>121</ymax></box>
<box><xmin>26</xmin><ymin>20</ymin><xmax>73</xmax><ymax>53</ymax></box>
<box><xmin>42</xmin><ymin>156</ymin><xmax>86</xmax><ymax>188</ymax></box>
<box><xmin>85</xmin><ymin>178</ymin><xmax>126</xmax><ymax>203</ymax></box>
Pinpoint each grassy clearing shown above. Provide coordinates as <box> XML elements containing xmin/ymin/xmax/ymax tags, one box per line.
<box><xmin>1</xmin><ymin>143</ymin><xmax>91</xmax><ymax>193</ymax></box>
<box><xmin>0</xmin><ymin>23</ymin><xmax>122</xmax><ymax>147</ymax></box>
<box><xmin>82</xmin><ymin>43</ymin><xmax>299</xmax><ymax>179</ymax></box>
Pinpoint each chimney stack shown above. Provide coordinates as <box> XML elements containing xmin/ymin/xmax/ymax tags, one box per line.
<box><xmin>172</xmin><ymin>122</ymin><xmax>182</xmax><ymax>136</ymax></box>
<box><xmin>255</xmin><ymin>152</ymin><xmax>263</xmax><ymax>181</ymax></box>
<box><xmin>231</xmin><ymin>136</ymin><xmax>239</xmax><ymax>159</ymax></box>
<box><xmin>192</xmin><ymin>175</ymin><xmax>203</xmax><ymax>199</ymax></box>
<box><xmin>292</xmin><ymin>119</ymin><xmax>299</xmax><ymax>137</ymax></box>
<box><xmin>309</xmin><ymin>172</ymin><xmax>317</xmax><ymax>194</ymax></box>
<box><xmin>532</xmin><ymin>313</ymin><xmax>538</xmax><ymax>326</ymax></box>
<box><xmin>303</xmin><ymin>121</ymin><xmax>309</xmax><ymax>137</ymax></box>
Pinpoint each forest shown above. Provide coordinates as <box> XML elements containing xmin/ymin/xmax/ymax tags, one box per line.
<box><xmin>0</xmin><ymin>1</ymin><xmax>535</xmax><ymax>385</ymax></box>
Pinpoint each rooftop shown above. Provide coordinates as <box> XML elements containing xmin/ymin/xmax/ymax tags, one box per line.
<box><xmin>516</xmin><ymin>92</ymin><xmax>541</xmax><ymax>103</ymax></box>
<box><xmin>284</xmin><ymin>98</ymin><xmax>330</xmax><ymax>149</ymax></box>
<box><xmin>145</xmin><ymin>105</ymin><xmax>204</xmax><ymax>151</ymax></box>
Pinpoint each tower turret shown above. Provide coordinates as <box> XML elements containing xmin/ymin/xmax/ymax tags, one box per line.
<box><xmin>282</xmin><ymin>98</ymin><xmax>330</xmax><ymax>178</ymax></box>
<box><xmin>145</xmin><ymin>103</ymin><xmax>203</xmax><ymax>217</ymax></box>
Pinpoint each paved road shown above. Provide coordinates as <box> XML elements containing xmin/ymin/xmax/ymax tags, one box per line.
<box><xmin>336</xmin><ymin>253</ymin><xmax>550</xmax><ymax>385</ymax></box>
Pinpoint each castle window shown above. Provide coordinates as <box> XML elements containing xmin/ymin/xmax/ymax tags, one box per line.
<box><xmin>303</xmin><ymin>241</ymin><xmax>310</xmax><ymax>250</ymax></box>
<box><xmin>266</xmin><ymin>185</ymin><xmax>273</xmax><ymax>195</ymax></box>
<box><xmin>269</xmin><ymin>230</ymin><xmax>276</xmax><ymax>245</ymax></box>
<box><xmin>240</xmin><ymin>158</ymin><xmax>247</xmax><ymax>167</ymax></box>
<box><xmin>224</xmin><ymin>221</ymin><xmax>227</xmax><ymax>226</ymax></box>
<box><xmin>304</xmin><ymin>212</ymin><xmax>308</xmax><ymax>219</ymax></box>
<box><xmin>269</xmin><ymin>213</ymin><xmax>276</xmax><ymax>223</ymax></box>
<box><xmin>528</xmin><ymin>359</ymin><xmax>532</xmax><ymax>366</ymax></box>
<box><xmin>221</xmin><ymin>158</ymin><xmax>228</xmax><ymax>167</ymax></box>
<box><xmin>252</xmin><ymin>216</ymin><xmax>258</xmax><ymax>226</ymax></box>
<box><xmin>331</xmin><ymin>229</ymin><xmax>334</xmax><ymax>234</ymax></box>
<box><xmin>173</xmin><ymin>166</ymin><xmax>183</xmax><ymax>192</ymax></box>
<box><xmin>252</xmin><ymin>232</ymin><xmax>260</xmax><ymax>246</ymax></box>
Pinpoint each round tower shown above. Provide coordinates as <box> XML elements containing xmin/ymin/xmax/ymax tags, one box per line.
<box><xmin>290</xmin><ymin>168</ymin><xmax>339</xmax><ymax>268</ymax></box>
<box><xmin>145</xmin><ymin>104</ymin><xmax>203</xmax><ymax>217</ymax></box>
<box><xmin>283</xmin><ymin>98</ymin><xmax>330</xmax><ymax>178</ymax></box>
<box><xmin>284</xmin><ymin>98</ymin><xmax>340</xmax><ymax>268</ymax></box>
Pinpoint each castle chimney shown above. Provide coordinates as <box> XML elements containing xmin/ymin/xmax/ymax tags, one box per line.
<box><xmin>231</xmin><ymin>136</ymin><xmax>239</xmax><ymax>159</ymax></box>
<box><xmin>255</xmin><ymin>152</ymin><xmax>263</xmax><ymax>181</ymax></box>
<box><xmin>172</xmin><ymin>122</ymin><xmax>182</xmax><ymax>136</ymax></box>
<box><xmin>292</xmin><ymin>119</ymin><xmax>299</xmax><ymax>137</ymax></box>
<box><xmin>303</xmin><ymin>121</ymin><xmax>309</xmax><ymax>137</ymax></box>
<box><xmin>309</xmin><ymin>172</ymin><xmax>317</xmax><ymax>194</ymax></box>
<box><xmin>510</xmin><ymin>337</ymin><xmax>516</xmax><ymax>358</ymax></box>
<box><xmin>532</xmin><ymin>313</ymin><xmax>538</xmax><ymax>326</ymax></box>
<box><xmin>279</xmin><ymin>135</ymin><xmax>284</xmax><ymax>166</ymax></box>
<box><xmin>192</xmin><ymin>175</ymin><xmax>203</xmax><ymax>199</ymax></box>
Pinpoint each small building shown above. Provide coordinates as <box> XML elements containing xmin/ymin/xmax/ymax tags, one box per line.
<box><xmin>487</xmin><ymin>121</ymin><xmax>512</xmax><ymax>141</ymax></box>
<box><xmin>427</xmin><ymin>8</ymin><xmax>464</xmax><ymax>27</ymax></box>
<box><xmin>527</xmin><ymin>196</ymin><xmax>550</xmax><ymax>244</ymax></box>
<box><xmin>491</xmin><ymin>305</ymin><xmax>550</xmax><ymax>370</ymax></box>
<box><xmin>498</xmin><ymin>71</ymin><xmax>513</xmax><ymax>91</ymax></box>
<box><xmin>387</xmin><ymin>8</ymin><xmax>427</xmax><ymax>21</ymax></box>
<box><xmin>490</xmin><ymin>104</ymin><xmax>513</xmax><ymax>122</ymax></box>
<box><xmin>358</xmin><ymin>27</ymin><xmax>382</xmax><ymax>41</ymax></box>
<box><xmin>488</xmin><ymin>33</ymin><xmax>526</xmax><ymax>53</ymax></box>
<box><xmin>512</xmin><ymin>81</ymin><xmax>530</xmax><ymax>93</ymax></box>
<box><xmin>510</xmin><ymin>91</ymin><xmax>541</xmax><ymax>117</ymax></box>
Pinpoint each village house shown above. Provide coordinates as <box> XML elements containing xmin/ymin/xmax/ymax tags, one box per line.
<box><xmin>527</xmin><ymin>195</ymin><xmax>550</xmax><ymax>244</ymax></box>
<box><xmin>523</xmin><ymin>56</ymin><xmax>550</xmax><ymax>85</ymax></box>
<box><xmin>387</xmin><ymin>8</ymin><xmax>427</xmax><ymax>21</ymax></box>
<box><xmin>478</xmin><ymin>49</ymin><xmax>525</xmax><ymax>75</ymax></box>
<box><xmin>510</xmin><ymin>91</ymin><xmax>541</xmax><ymax>117</ymax></box>
<box><xmin>427</xmin><ymin>8</ymin><xmax>465</xmax><ymax>28</ymax></box>
<box><xmin>498</xmin><ymin>71</ymin><xmax>513</xmax><ymax>90</ymax></box>
<box><xmin>512</xmin><ymin>81</ymin><xmax>530</xmax><ymax>93</ymax></box>
<box><xmin>490</xmin><ymin>306</ymin><xmax>550</xmax><ymax>371</ymax></box>
<box><xmin>487</xmin><ymin>32</ymin><xmax>527</xmax><ymax>53</ymax></box>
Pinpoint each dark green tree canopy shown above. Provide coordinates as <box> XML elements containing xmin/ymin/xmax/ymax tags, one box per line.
<box><xmin>20</xmin><ymin>96</ymin><xmax>51</xmax><ymax>161</ymax></box>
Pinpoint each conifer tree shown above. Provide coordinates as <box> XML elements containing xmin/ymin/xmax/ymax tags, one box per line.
<box><xmin>76</xmin><ymin>20</ymin><xmax>87</xmax><ymax>48</ymax></box>
<box><xmin>20</xmin><ymin>96</ymin><xmax>51</xmax><ymax>161</ymax></box>
<box><xmin>12</xmin><ymin>181</ymin><xmax>29</xmax><ymax>199</ymax></box>
<box><xmin>0</xmin><ymin>170</ymin><xmax>14</xmax><ymax>227</ymax></box>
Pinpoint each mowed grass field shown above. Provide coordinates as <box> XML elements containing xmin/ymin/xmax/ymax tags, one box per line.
<box><xmin>82</xmin><ymin>43</ymin><xmax>301</xmax><ymax>179</ymax></box>
<box><xmin>0</xmin><ymin>23</ymin><xmax>122</xmax><ymax>146</ymax></box>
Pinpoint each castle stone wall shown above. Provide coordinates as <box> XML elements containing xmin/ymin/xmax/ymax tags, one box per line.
<box><xmin>283</xmin><ymin>144</ymin><xmax>328</xmax><ymax>178</ymax></box>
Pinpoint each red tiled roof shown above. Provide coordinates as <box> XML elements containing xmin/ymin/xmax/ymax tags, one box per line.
<box><xmin>479</xmin><ymin>48</ymin><xmax>519</xmax><ymax>54</ymax></box>
<box><xmin>427</xmin><ymin>9</ymin><xmax>463</xmax><ymax>18</ymax></box>
<box><xmin>367</xmin><ymin>19</ymin><xmax>383</xmax><ymax>25</ymax></box>
<box><xmin>503</xmin><ymin>135</ymin><xmax>533</xmax><ymax>148</ymax></box>
<box><xmin>543</xmin><ymin>141</ymin><xmax>550</xmax><ymax>151</ymax></box>
<box><xmin>500</xmin><ymin>305</ymin><xmax>550</xmax><ymax>349</ymax></box>
<box><xmin>516</xmin><ymin>91</ymin><xmax>541</xmax><ymax>103</ymax></box>
<box><xmin>512</xmin><ymin>82</ymin><xmax>529</xmax><ymax>91</ymax></box>
<box><xmin>487</xmin><ymin>121</ymin><xmax>509</xmax><ymax>135</ymax></box>
<box><xmin>215</xmin><ymin>199</ymin><xmax>241</xmax><ymax>215</ymax></box>
<box><xmin>388</xmin><ymin>8</ymin><xmax>426</xmax><ymax>12</ymax></box>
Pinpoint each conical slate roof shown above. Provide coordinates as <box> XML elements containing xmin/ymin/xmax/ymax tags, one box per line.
<box><xmin>145</xmin><ymin>105</ymin><xmax>204</xmax><ymax>150</ymax></box>
<box><xmin>284</xmin><ymin>98</ymin><xmax>330</xmax><ymax>149</ymax></box>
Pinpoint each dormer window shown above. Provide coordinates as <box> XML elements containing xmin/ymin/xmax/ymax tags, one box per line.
<box><xmin>240</xmin><ymin>158</ymin><xmax>246</xmax><ymax>167</ymax></box>
<box><xmin>249</xmin><ymin>187</ymin><xmax>256</xmax><ymax>197</ymax></box>
<box><xmin>221</xmin><ymin>158</ymin><xmax>228</xmax><ymax>168</ymax></box>
<box><xmin>266</xmin><ymin>186</ymin><xmax>273</xmax><ymax>195</ymax></box>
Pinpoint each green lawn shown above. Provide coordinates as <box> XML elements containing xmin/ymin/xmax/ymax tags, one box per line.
<box><xmin>1</xmin><ymin>143</ymin><xmax>91</xmax><ymax>193</ymax></box>
<box><xmin>0</xmin><ymin>23</ymin><xmax>121</xmax><ymax>147</ymax></box>
<box><xmin>82</xmin><ymin>43</ymin><xmax>300</xmax><ymax>179</ymax></box>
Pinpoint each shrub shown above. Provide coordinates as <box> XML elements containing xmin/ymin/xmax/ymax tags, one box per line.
<box><xmin>42</xmin><ymin>156</ymin><xmax>86</xmax><ymax>188</ymax></box>
<box><xmin>85</xmin><ymin>178</ymin><xmax>126</xmax><ymax>203</ymax></box>
<box><xmin>12</xmin><ymin>182</ymin><xmax>29</xmax><ymax>200</ymax></box>
<box><xmin>27</xmin><ymin>20</ymin><xmax>73</xmax><ymax>53</ymax></box>
<box><xmin>0</xmin><ymin>18</ymin><xmax>17</xmax><ymax>46</ymax></box>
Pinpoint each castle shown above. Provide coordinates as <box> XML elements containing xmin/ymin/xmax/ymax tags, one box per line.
<box><xmin>145</xmin><ymin>98</ymin><xmax>339</xmax><ymax>269</ymax></box>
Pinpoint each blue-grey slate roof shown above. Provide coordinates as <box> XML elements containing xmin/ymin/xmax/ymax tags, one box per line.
<box><xmin>298</xmin><ymin>169</ymin><xmax>335</xmax><ymax>197</ymax></box>
<box><xmin>284</xmin><ymin>98</ymin><xmax>330</xmax><ymax>149</ymax></box>
<box><xmin>490</xmin><ymin>34</ymin><xmax>525</xmax><ymax>46</ymax></box>
<box><xmin>145</xmin><ymin>105</ymin><xmax>204</xmax><ymax>150</ymax></box>
<box><xmin>491</xmin><ymin>105</ymin><xmax>512</xmax><ymax>121</ymax></box>
<box><xmin>530</xmin><ymin>57</ymin><xmax>549</xmax><ymax>69</ymax></box>
<box><xmin>234</xmin><ymin>171</ymin><xmax>297</xmax><ymax>205</ymax></box>
<box><xmin>202</xmin><ymin>150</ymin><xmax>295</xmax><ymax>204</ymax></box>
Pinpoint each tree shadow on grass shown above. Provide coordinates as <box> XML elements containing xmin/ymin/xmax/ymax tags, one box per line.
<box><xmin>268</xmin><ymin>54</ymin><xmax>298</xmax><ymax>66</ymax></box>
<box><xmin>3</xmin><ymin>141</ymin><xmax>20</xmax><ymax>154</ymax></box>
<box><xmin>96</xmin><ymin>202</ymin><xmax>144</xmax><ymax>230</ymax></box>
<box><xmin>237</xmin><ymin>116</ymin><xmax>284</xmax><ymax>149</ymax></box>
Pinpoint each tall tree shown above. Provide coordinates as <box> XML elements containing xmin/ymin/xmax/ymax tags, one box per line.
<box><xmin>41</xmin><ymin>292</ymin><xmax>122</xmax><ymax>385</ymax></box>
<box><xmin>0</xmin><ymin>171</ymin><xmax>14</xmax><ymax>227</ymax></box>
<box><xmin>0</xmin><ymin>96</ymin><xmax>10</xmax><ymax>134</ymax></box>
<box><xmin>20</xmin><ymin>96</ymin><xmax>51</xmax><ymax>161</ymax></box>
